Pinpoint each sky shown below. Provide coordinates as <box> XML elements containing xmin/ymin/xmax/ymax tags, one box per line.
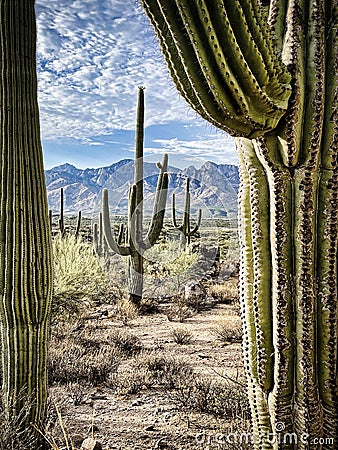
<box><xmin>35</xmin><ymin>0</ymin><xmax>237</xmax><ymax>170</ymax></box>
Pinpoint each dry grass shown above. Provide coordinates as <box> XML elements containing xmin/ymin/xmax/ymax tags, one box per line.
<box><xmin>48</xmin><ymin>323</ymin><xmax>134</xmax><ymax>387</ymax></box>
<box><xmin>173</xmin><ymin>376</ymin><xmax>250</xmax><ymax>420</ymax></box>
<box><xmin>0</xmin><ymin>396</ymin><xmax>39</xmax><ymax>450</ymax></box>
<box><xmin>171</xmin><ymin>328</ymin><xmax>195</xmax><ymax>345</ymax></box>
<box><xmin>115</xmin><ymin>298</ymin><xmax>139</xmax><ymax>325</ymax></box>
<box><xmin>213</xmin><ymin>316</ymin><xmax>243</xmax><ymax>344</ymax></box>
<box><xmin>117</xmin><ymin>350</ymin><xmax>195</xmax><ymax>395</ymax></box>
<box><xmin>208</xmin><ymin>277</ymin><xmax>239</xmax><ymax>303</ymax></box>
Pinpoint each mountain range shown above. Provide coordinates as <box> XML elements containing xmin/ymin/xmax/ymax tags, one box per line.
<box><xmin>45</xmin><ymin>159</ymin><xmax>239</xmax><ymax>218</ymax></box>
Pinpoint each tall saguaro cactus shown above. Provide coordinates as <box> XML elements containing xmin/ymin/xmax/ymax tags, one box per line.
<box><xmin>102</xmin><ymin>87</ymin><xmax>169</xmax><ymax>305</ymax></box>
<box><xmin>141</xmin><ymin>1</ymin><xmax>337</xmax><ymax>448</ymax></box>
<box><xmin>172</xmin><ymin>177</ymin><xmax>202</xmax><ymax>248</ymax></box>
<box><xmin>0</xmin><ymin>0</ymin><xmax>52</xmax><ymax>436</ymax></box>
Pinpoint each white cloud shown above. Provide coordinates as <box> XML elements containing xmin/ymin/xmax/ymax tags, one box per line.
<box><xmin>144</xmin><ymin>134</ymin><xmax>238</xmax><ymax>166</ymax></box>
<box><xmin>36</xmin><ymin>0</ymin><xmax>196</xmax><ymax>140</ymax></box>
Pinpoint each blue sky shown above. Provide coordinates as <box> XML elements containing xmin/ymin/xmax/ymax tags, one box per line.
<box><xmin>36</xmin><ymin>0</ymin><xmax>237</xmax><ymax>170</ymax></box>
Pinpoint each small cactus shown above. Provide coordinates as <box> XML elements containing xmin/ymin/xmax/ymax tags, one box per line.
<box><xmin>172</xmin><ymin>177</ymin><xmax>202</xmax><ymax>248</ymax></box>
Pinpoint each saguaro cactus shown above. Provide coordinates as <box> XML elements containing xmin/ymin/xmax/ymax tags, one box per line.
<box><xmin>141</xmin><ymin>1</ymin><xmax>337</xmax><ymax>448</ymax></box>
<box><xmin>102</xmin><ymin>87</ymin><xmax>168</xmax><ymax>305</ymax></box>
<box><xmin>58</xmin><ymin>187</ymin><xmax>82</xmax><ymax>238</ymax></box>
<box><xmin>0</xmin><ymin>0</ymin><xmax>52</xmax><ymax>436</ymax></box>
<box><xmin>172</xmin><ymin>177</ymin><xmax>202</xmax><ymax>248</ymax></box>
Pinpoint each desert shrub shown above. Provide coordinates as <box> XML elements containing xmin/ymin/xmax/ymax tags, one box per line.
<box><xmin>166</xmin><ymin>294</ymin><xmax>196</xmax><ymax>323</ymax></box>
<box><xmin>208</xmin><ymin>277</ymin><xmax>239</xmax><ymax>303</ymax></box>
<box><xmin>117</xmin><ymin>351</ymin><xmax>194</xmax><ymax>395</ymax></box>
<box><xmin>174</xmin><ymin>377</ymin><xmax>250</xmax><ymax>420</ymax></box>
<box><xmin>48</xmin><ymin>324</ymin><xmax>120</xmax><ymax>386</ymax></box>
<box><xmin>109</xmin><ymin>330</ymin><xmax>143</xmax><ymax>357</ymax></box>
<box><xmin>171</xmin><ymin>328</ymin><xmax>195</xmax><ymax>345</ymax></box>
<box><xmin>0</xmin><ymin>395</ymin><xmax>39</xmax><ymax>450</ymax></box>
<box><xmin>52</xmin><ymin>235</ymin><xmax>109</xmax><ymax>321</ymax></box>
<box><xmin>117</xmin><ymin>366</ymin><xmax>152</xmax><ymax>395</ymax></box>
<box><xmin>139</xmin><ymin>297</ymin><xmax>160</xmax><ymax>314</ymax></box>
<box><xmin>115</xmin><ymin>298</ymin><xmax>139</xmax><ymax>325</ymax></box>
<box><xmin>133</xmin><ymin>351</ymin><xmax>194</xmax><ymax>389</ymax></box>
<box><xmin>143</xmin><ymin>241</ymin><xmax>199</xmax><ymax>297</ymax></box>
<box><xmin>66</xmin><ymin>382</ymin><xmax>85</xmax><ymax>406</ymax></box>
<box><xmin>48</xmin><ymin>342</ymin><xmax>119</xmax><ymax>386</ymax></box>
<box><xmin>213</xmin><ymin>317</ymin><xmax>243</xmax><ymax>344</ymax></box>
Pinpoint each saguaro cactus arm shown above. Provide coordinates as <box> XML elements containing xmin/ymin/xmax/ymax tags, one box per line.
<box><xmin>141</xmin><ymin>0</ymin><xmax>291</xmax><ymax>138</ymax></box>
<box><xmin>58</xmin><ymin>187</ymin><xmax>82</xmax><ymax>238</ymax></box>
<box><xmin>93</xmin><ymin>222</ymin><xmax>102</xmax><ymax>257</ymax></box>
<box><xmin>59</xmin><ymin>187</ymin><xmax>65</xmax><ymax>236</ymax></box>
<box><xmin>143</xmin><ymin>154</ymin><xmax>169</xmax><ymax>249</ymax></box>
<box><xmin>102</xmin><ymin>188</ymin><xmax>131</xmax><ymax>257</ymax></box>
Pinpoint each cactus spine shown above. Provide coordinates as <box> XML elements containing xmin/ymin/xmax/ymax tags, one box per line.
<box><xmin>0</xmin><ymin>0</ymin><xmax>52</xmax><ymax>436</ymax></box>
<box><xmin>141</xmin><ymin>1</ymin><xmax>337</xmax><ymax>448</ymax></box>
<box><xmin>102</xmin><ymin>87</ymin><xmax>168</xmax><ymax>305</ymax></box>
<box><xmin>172</xmin><ymin>177</ymin><xmax>202</xmax><ymax>248</ymax></box>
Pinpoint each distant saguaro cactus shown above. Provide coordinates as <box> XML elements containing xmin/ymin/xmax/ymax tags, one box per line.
<box><xmin>102</xmin><ymin>87</ymin><xmax>169</xmax><ymax>305</ymax></box>
<box><xmin>0</xmin><ymin>0</ymin><xmax>52</xmax><ymax>439</ymax></box>
<box><xmin>141</xmin><ymin>1</ymin><xmax>337</xmax><ymax>448</ymax></box>
<box><xmin>58</xmin><ymin>187</ymin><xmax>82</xmax><ymax>238</ymax></box>
<box><xmin>172</xmin><ymin>177</ymin><xmax>202</xmax><ymax>248</ymax></box>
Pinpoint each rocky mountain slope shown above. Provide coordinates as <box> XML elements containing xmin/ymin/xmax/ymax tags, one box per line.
<box><xmin>45</xmin><ymin>160</ymin><xmax>238</xmax><ymax>218</ymax></box>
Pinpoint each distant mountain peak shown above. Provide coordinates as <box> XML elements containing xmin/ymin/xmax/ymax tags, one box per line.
<box><xmin>45</xmin><ymin>160</ymin><xmax>239</xmax><ymax>217</ymax></box>
<box><xmin>57</xmin><ymin>162</ymin><xmax>78</xmax><ymax>171</ymax></box>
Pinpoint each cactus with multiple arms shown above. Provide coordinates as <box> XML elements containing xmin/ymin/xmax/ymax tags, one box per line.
<box><xmin>102</xmin><ymin>87</ymin><xmax>169</xmax><ymax>305</ymax></box>
<box><xmin>0</xmin><ymin>0</ymin><xmax>53</xmax><ymax>438</ymax></box>
<box><xmin>141</xmin><ymin>0</ymin><xmax>337</xmax><ymax>447</ymax></box>
<box><xmin>172</xmin><ymin>177</ymin><xmax>202</xmax><ymax>248</ymax></box>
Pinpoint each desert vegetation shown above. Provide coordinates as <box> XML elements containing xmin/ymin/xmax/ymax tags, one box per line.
<box><xmin>0</xmin><ymin>1</ymin><xmax>336</xmax><ymax>450</ymax></box>
<box><xmin>0</xmin><ymin>212</ymin><xmax>245</xmax><ymax>449</ymax></box>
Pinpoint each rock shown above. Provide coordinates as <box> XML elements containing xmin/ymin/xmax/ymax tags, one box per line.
<box><xmin>184</xmin><ymin>281</ymin><xmax>207</xmax><ymax>301</ymax></box>
<box><xmin>80</xmin><ymin>437</ymin><xmax>103</xmax><ymax>450</ymax></box>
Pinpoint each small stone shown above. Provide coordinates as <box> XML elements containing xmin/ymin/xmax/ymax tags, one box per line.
<box><xmin>80</xmin><ymin>437</ymin><xmax>103</xmax><ymax>450</ymax></box>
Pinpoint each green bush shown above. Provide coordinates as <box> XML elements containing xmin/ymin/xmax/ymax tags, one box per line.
<box><xmin>52</xmin><ymin>235</ymin><xmax>109</xmax><ymax>320</ymax></box>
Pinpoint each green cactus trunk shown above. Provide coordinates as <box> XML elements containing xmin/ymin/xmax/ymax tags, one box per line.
<box><xmin>0</xmin><ymin>0</ymin><xmax>52</xmax><ymax>434</ymax></box>
<box><xmin>141</xmin><ymin>0</ymin><xmax>337</xmax><ymax>447</ymax></box>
